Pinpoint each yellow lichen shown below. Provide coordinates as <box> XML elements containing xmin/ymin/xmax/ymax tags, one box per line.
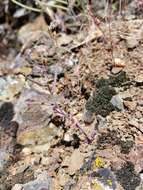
<box><xmin>107</xmin><ymin>179</ymin><xmax>112</xmax><ymax>186</ymax></box>
<box><xmin>92</xmin><ymin>180</ymin><xmax>105</xmax><ymax>190</ymax></box>
<box><xmin>94</xmin><ymin>157</ymin><xmax>105</xmax><ymax>169</ymax></box>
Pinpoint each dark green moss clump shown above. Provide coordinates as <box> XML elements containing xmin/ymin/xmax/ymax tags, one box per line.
<box><xmin>109</xmin><ymin>71</ymin><xmax>129</xmax><ymax>87</ymax></box>
<box><xmin>120</xmin><ymin>140</ymin><xmax>134</xmax><ymax>154</ymax></box>
<box><xmin>96</xmin><ymin>71</ymin><xmax>129</xmax><ymax>88</ymax></box>
<box><xmin>86</xmin><ymin>86</ymin><xmax>116</xmax><ymax>117</ymax></box>
<box><xmin>0</xmin><ymin>102</ymin><xmax>14</xmax><ymax>128</ymax></box>
<box><xmin>116</xmin><ymin>161</ymin><xmax>140</xmax><ymax>190</ymax></box>
<box><xmin>86</xmin><ymin>71</ymin><xmax>129</xmax><ymax>117</ymax></box>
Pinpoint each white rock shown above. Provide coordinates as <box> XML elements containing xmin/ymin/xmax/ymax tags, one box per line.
<box><xmin>114</xmin><ymin>58</ymin><xmax>125</xmax><ymax>67</ymax></box>
<box><xmin>11</xmin><ymin>184</ymin><xmax>23</xmax><ymax>190</ymax></box>
<box><xmin>110</xmin><ymin>95</ymin><xmax>124</xmax><ymax>111</ymax></box>
<box><xmin>111</xmin><ymin>67</ymin><xmax>123</xmax><ymax>74</ymax></box>
<box><xmin>64</xmin><ymin>133</ymin><xmax>72</xmax><ymax>142</ymax></box>
<box><xmin>22</xmin><ymin>147</ymin><xmax>32</xmax><ymax>156</ymax></box>
<box><xmin>41</xmin><ymin>157</ymin><xmax>50</xmax><ymax>166</ymax></box>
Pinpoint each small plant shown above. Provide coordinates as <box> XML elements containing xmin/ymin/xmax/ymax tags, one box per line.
<box><xmin>53</xmin><ymin>104</ymin><xmax>96</xmax><ymax>144</ymax></box>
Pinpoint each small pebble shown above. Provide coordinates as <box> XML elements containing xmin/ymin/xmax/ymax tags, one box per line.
<box><xmin>126</xmin><ymin>36</ymin><xmax>139</xmax><ymax>49</ymax></box>
<box><xmin>114</xmin><ymin>58</ymin><xmax>125</xmax><ymax>67</ymax></box>
<box><xmin>110</xmin><ymin>95</ymin><xmax>124</xmax><ymax>111</ymax></box>
<box><xmin>22</xmin><ymin>147</ymin><xmax>32</xmax><ymax>156</ymax></box>
<box><xmin>83</xmin><ymin>110</ymin><xmax>95</xmax><ymax>124</ymax></box>
<box><xmin>64</xmin><ymin>133</ymin><xmax>72</xmax><ymax>142</ymax></box>
<box><xmin>124</xmin><ymin>101</ymin><xmax>137</xmax><ymax>111</ymax></box>
<box><xmin>41</xmin><ymin>157</ymin><xmax>50</xmax><ymax>166</ymax></box>
<box><xmin>129</xmin><ymin>119</ymin><xmax>139</xmax><ymax>127</ymax></box>
<box><xmin>11</xmin><ymin>184</ymin><xmax>23</xmax><ymax>190</ymax></box>
<box><xmin>135</xmin><ymin>74</ymin><xmax>143</xmax><ymax>85</ymax></box>
<box><xmin>111</xmin><ymin>67</ymin><xmax>123</xmax><ymax>74</ymax></box>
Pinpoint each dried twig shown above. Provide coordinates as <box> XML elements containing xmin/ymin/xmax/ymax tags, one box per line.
<box><xmin>11</xmin><ymin>0</ymin><xmax>42</xmax><ymax>12</ymax></box>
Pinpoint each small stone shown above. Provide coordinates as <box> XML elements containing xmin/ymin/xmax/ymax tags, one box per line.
<box><xmin>41</xmin><ymin>157</ymin><xmax>50</xmax><ymax>166</ymax></box>
<box><xmin>30</xmin><ymin>143</ymin><xmax>50</xmax><ymax>154</ymax></box>
<box><xmin>114</xmin><ymin>58</ymin><xmax>125</xmax><ymax>67</ymax></box>
<box><xmin>34</xmin><ymin>169</ymin><xmax>43</xmax><ymax>179</ymax></box>
<box><xmin>11</xmin><ymin>184</ymin><xmax>23</xmax><ymax>190</ymax></box>
<box><xmin>126</xmin><ymin>36</ymin><xmax>139</xmax><ymax>49</ymax></box>
<box><xmin>12</xmin><ymin>174</ymin><xmax>53</xmax><ymax>190</ymax></box>
<box><xmin>135</xmin><ymin>74</ymin><xmax>143</xmax><ymax>85</ymax></box>
<box><xmin>68</xmin><ymin>149</ymin><xmax>84</xmax><ymax>175</ymax></box>
<box><xmin>57</xmin><ymin>34</ymin><xmax>73</xmax><ymax>46</ymax></box>
<box><xmin>96</xmin><ymin>115</ymin><xmax>107</xmax><ymax>129</ymax></box>
<box><xmin>124</xmin><ymin>101</ymin><xmax>137</xmax><ymax>111</ymax></box>
<box><xmin>83</xmin><ymin>110</ymin><xmax>95</xmax><ymax>124</ymax></box>
<box><xmin>22</xmin><ymin>147</ymin><xmax>32</xmax><ymax>156</ymax></box>
<box><xmin>62</xmin><ymin>156</ymin><xmax>70</xmax><ymax>167</ymax></box>
<box><xmin>64</xmin><ymin>133</ymin><xmax>72</xmax><ymax>142</ymax></box>
<box><xmin>129</xmin><ymin>119</ymin><xmax>139</xmax><ymax>127</ymax></box>
<box><xmin>0</xmin><ymin>149</ymin><xmax>10</xmax><ymax>172</ymax></box>
<box><xmin>58</xmin><ymin>169</ymin><xmax>69</xmax><ymax>187</ymax></box>
<box><xmin>0</xmin><ymin>75</ymin><xmax>25</xmax><ymax>101</ymax></box>
<box><xmin>48</xmin><ymin>65</ymin><xmax>64</xmax><ymax>76</ymax></box>
<box><xmin>36</xmin><ymin>171</ymin><xmax>50</xmax><ymax>180</ymax></box>
<box><xmin>65</xmin><ymin>54</ymin><xmax>78</xmax><ymax>70</ymax></box>
<box><xmin>31</xmin><ymin>156</ymin><xmax>41</xmax><ymax>165</ymax></box>
<box><xmin>111</xmin><ymin>67</ymin><xmax>123</xmax><ymax>74</ymax></box>
<box><xmin>15</xmin><ymin>164</ymin><xmax>30</xmax><ymax>175</ymax></box>
<box><xmin>139</xmin><ymin>117</ymin><xmax>143</xmax><ymax>124</ymax></box>
<box><xmin>110</xmin><ymin>95</ymin><xmax>124</xmax><ymax>111</ymax></box>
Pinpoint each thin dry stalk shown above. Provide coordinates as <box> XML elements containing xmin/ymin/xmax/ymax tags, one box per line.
<box><xmin>107</xmin><ymin>0</ymin><xmax>115</xmax><ymax>64</ymax></box>
<box><xmin>87</xmin><ymin>0</ymin><xmax>107</xmax><ymax>42</ymax></box>
<box><xmin>87</xmin><ymin>0</ymin><xmax>115</xmax><ymax>64</ymax></box>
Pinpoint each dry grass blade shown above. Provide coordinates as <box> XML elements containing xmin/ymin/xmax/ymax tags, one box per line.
<box><xmin>55</xmin><ymin>0</ymin><xmax>68</xmax><ymax>5</ymax></box>
<box><xmin>36</xmin><ymin>0</ymin><xmax>68</xmax><ymax>11</ymax></box>
<box><xmin>11</xmin><ymin>0</ymin><xmax>42</xmax><ymax>12</ymax></box>
<box><xmin>11</xmin><ymin>0</ymin><xmax>68</xmax><ymax>13</ymax></box>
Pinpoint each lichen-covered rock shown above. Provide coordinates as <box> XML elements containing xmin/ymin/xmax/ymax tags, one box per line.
<box><xmin>11</xmin><ymin>172</ymin><xmax>53</xmax><ymax>190</ymax></box>
<box><xmin>0</xmin><ymin>75</ymin><xmax>25</xmax><ymax>101</ymax></box>
<box><xmin>0</xmin><ymin>149</ymin><xmax>10</xmax><ymax>172</ymax></box>
<box><xmin>15</xmin><ymin>89</ymin><xmax>62</xmax><ymax>146</ymax></box>
<box><xmin>17</xmin><ymin>123</ymin><xmax>61</xmax><ymax>146</ymax></box>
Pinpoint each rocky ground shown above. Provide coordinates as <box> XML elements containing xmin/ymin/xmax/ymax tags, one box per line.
<box><xmin>0</xmin><ymin>1</ymin><xmax>143</xmax><ymax>190</ymax></box>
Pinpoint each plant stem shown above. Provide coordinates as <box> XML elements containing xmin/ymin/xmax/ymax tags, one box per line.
<box><xmin>11</xmin><ymin>0</ymin><xmax>42</xmax><ymax>12</ymax></box>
